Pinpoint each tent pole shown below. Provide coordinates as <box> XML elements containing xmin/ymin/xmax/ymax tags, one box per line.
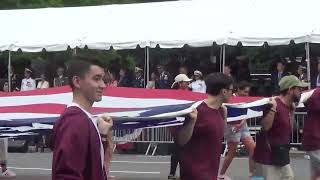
<box><xmin>219</xmin><ymin>45</ymin><xmax>223</xmax><ymax>72</ymax></box>
<box><xmin>305</xmin><ymin>43</ymin><xmax>311</xmax><ymax>89</ymax></box>
<box><xmin>144</xmin><ymin>47</ymin><xmax>147</xmax><ymax>87</ymax></box>
<box><xmin>146</xmin><ymin>47</ymin><xmax>150</xmax><ymax>86</ymax></box>
<box><xmin>73</xmin><ymin>48</ymin><xmax>77</xmax><ymax>56</ymax></box>
<box><xmin>8</xmin><ymin>51</ymin><xmax>11</xmax><ymax>92</ymax></box>
<box><xmin>222</xmin><ymin>44</ymin><xmax>226</xmax><ymax>74</ymax></box>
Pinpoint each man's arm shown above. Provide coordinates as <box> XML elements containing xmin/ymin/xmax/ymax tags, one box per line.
<box><xmin>52</xmin><ymin>115</ymin><xmax>89</xmax><ymax>180</ymax></box>
<box><xmin>261</xmin><ymin>98</ymin><xmax>277</xmax><ymax>131</ymax></box>
<box><xmin>176</xmin><ymin>109</ymin><xmax>198</xmax><ymax>146</ymax></box>
<box><xmin>303</xmin><ymin>89</ymin><xmax>320</xmax><ymax>111</ymax></box>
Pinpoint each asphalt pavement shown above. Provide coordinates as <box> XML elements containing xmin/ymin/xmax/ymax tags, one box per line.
<box><xmin>4</xmin><ymin>153</ymin><xmax>310</xmax><ymax>180</ymax></box>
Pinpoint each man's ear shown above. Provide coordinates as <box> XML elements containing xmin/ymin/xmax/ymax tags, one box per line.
<box><xmin>220</xmin><ymin>88</ymin><xmax>226</xmax><ymax>96</ymax></box>
<box><xmin>72</xmin><ymin>76</ymin><xmax>81</xmax><ymax>89</ymax></box>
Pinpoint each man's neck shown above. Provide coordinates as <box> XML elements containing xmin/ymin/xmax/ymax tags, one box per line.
<box><xmin>205</xmin><ymin>95</ymin><xmax>223</xmax><ymax>109</ymax></box>
<box><xmin>72</xmin><ymin>92</ymin><xmax>93</xmax><ymax>112</ymax></box>
<box><xmin>279</xmin><ymin>94</ymin><xmax>293</xmax><ymax>107</ymax></box>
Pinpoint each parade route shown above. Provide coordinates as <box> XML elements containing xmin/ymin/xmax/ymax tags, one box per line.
<box><xmin>5</xmin><ymin>153</ymin><xmax>310</xmax><ymax>180</ymax></box>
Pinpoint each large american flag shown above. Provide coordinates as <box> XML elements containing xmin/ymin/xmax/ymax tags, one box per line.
<box><xmin>0</xmin><ymin>86</ymin><xmax>312</xmax><ymax>137</ymax></box>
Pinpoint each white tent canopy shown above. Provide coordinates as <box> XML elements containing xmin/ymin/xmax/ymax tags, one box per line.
<box><xmin>0</xmin><ymin>0</ymin><xmax>320</xmax><ymax>52</ymax></box>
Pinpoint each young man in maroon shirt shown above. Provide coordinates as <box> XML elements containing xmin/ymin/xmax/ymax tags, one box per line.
<box><xmin>301</xmin><ymin>88</ymin><xmax>320</xmax><ymax>180</ymax></box>
<box><xmin>51</xmin><ymin>57</ymin><xmax>113</xmax><ymax>180</ymax></box>
<box><xmin>173</xmin><ymin>72</ymin><xmax>233</xmax><ymax>180</ymax></box>
<box><xmin>253</xmin><ymin>75</ymin><xmax>308</xmax><ymax>180</ymax></box>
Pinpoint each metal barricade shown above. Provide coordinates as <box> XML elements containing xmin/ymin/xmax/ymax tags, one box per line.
<box><xmin>113</xmin><ymin>112</ymin><xmax>307</xmax><ymax>155</ymax></box>
<box><xmin>113</xmin><ymin>127</ymin><xmax>174</xmax><ymax>143</ymax></box>
<box><xmin>291</xmin><ymin>112</ymin><xmax>307</xmax><ymax>146</ymax></box>
<box><xmin>113</xmin><ymin>127</ymin><xmax>174</xmax><ymax>155</ymax></box>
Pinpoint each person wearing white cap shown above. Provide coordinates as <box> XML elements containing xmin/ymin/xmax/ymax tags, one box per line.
<box><xmin>171</xmin><ymin>74</ymin><xmax>192</xmax><ymax>90</ymax></box>
<box><xmin>168</xmin><ymin>73</ymin><xmax>192</xmax><ymax>179</ymax></box>
<box><xmin>133</xmin><ymin>67</ymin><xmax>144</xmax><ymax>88</ymax></box>
<box><xmin>189</xmin><ymin>70</ymin><xmax>206</xmax><ymax>93</ymax></box>
<box><xmin>20</xmin><ymin>68</ymin><xmax>36</xmax><ymax>91</ymax></box>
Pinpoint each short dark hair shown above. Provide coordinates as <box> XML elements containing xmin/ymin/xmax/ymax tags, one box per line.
<box><xmin>67</xmin><ymin>56</ymin><xmax>104</xmax><ymax>89</ymax></box>
<box><xmin>277</xmin><ymin>60</ymin><xmax>286</xmax><ymax>66</ymax></box>
<box><xmin>205</xmin><ymin>73</ymin><xmax>233</xmax><ymax>96</ymax></box>
<box><xmin>237</xmin><ymin>81</ymin><xmax>251</xmax><ymax>90</ymax></box>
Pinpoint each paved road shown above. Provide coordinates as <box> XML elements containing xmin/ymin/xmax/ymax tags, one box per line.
<box><xmin>5</xmin><ymin>153</ymin><xmax>310</xmax><ymax>180</ymax></box>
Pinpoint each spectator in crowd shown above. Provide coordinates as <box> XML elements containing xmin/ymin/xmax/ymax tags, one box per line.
<box><xmin>5</xmin><ymin>66</ymin><xmax>20</xmax><ymax>91</ymax></box>
<box><xmin>54</xmin><ymin>67</ymin><xmax>69</xmax><ymax>87</ymax></box>
<box><xmin>118</xmin><ymin>67</ymin><xmax>134</xmax><ymax>87</ymax></box>
<box><xmin>189</xmin><ymin>70</ymin><xmax>206</xmax><ymax>93</ymax></box>
<box><xmin>20</xmin><ymin>68</ymin><xmax>36</xmax><ymax>91</ymax></box>
<box><xmin>236</xmin><ymin>60</ymin><xmax>251</xmax><ymax>83</ymax></box>
<box><xmin>157</xmin><ymin>64</ymin><xmax>172</xmax><ymax>89</ymax></box>
<box><xmin>108</xmin><ymin>71</ymin><xmax>118</xmax><ymax>87</ymax></box>
<box><xmin>301</xmin><ymin>88</ymin><xmax>320</xmax><ymax>180</ymax></box>
<box><xmin>168</xmin><ymin>74</ymin><xmax>192</xmax><ymax>179</ymax></box>
<box><xmin>146</xmin><ymin>72</ymin><xmax>159</xmax><ymax>89</ymax></box>
<box><xmin>172</xmin><ymin>73</ymin><xmax>233</xmax><ymax>180</ymax></box>
<box><xmin>297</xmin><ymin>65</ymin><xmax>307</xmax><ymax>82</ymax></box>
<box><xmin>179</xmin><ymin>65</ymin><xmax>188</xmax><ymax>76</ymax></box>
<box><xmin>133</xmin><ymin>67</ymin><xmax>144</xmax><ymax>88</ymax></box>
<box><xmin>223</xmin><ymin>65</ymin><xmax>232</xmax><ymax>77</ymax></box>
<box><xmin>253</xmin><ymin>75</ymin><xmax>308</xmax><ymax>180</ymax></box>
<box><xmin>37</xmin><ymin>74</ymin><xmax>50</xmax><ymax>89</ymax></box>
<box><xmin>2</xmin><ymin>82</ymin><xmax>9</xmax><ymax>92</ymax></box>
<box><xmin>171</xmin><ymin>74</ymin><xmax>192</xmax><ymax>90</ymax></box>
<box><xmin>311</xmin><ymin>62</ymin><xmax>320</xmax><ymax>88</ymax></box>
<box><xmin>219</xmin><ymin>81</ymin><xmax>256</xmax><ymax>179</ymax></box>
<box><xmin>0</xmin><ymin>139</ymin><xmax>16</xmax><ymax>177</ymax></box>
<box><xmin>103</xmin><ymin>68</ymin><xmax>111</xmax><ymax>85</ymax></box>
<box><xmin>271</xmin><ymin>61</ymin><xmax>289</xmax><ymax>95</ymax></box>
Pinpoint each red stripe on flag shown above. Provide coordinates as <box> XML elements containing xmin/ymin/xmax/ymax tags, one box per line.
<box><xmin>0</xmin><ymin>104</ymin><xmax>144</xmax><ymax>114</ymax></box>
<box><xmin>0</xmin><ymin>86</ymin><xmax>265</xmax><ymax>103</ymax></box>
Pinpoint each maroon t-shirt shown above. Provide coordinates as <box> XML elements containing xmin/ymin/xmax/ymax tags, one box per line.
<box><xmin>253</xmin><ymin>98</ymin><xmax>292</xmax><ymax>165</ymax></box>
<box><xmin>173</xmin><ymin>102</ymin><xmax>225</xmax><ymax>180</ymax></box>
<box><xmin>302</xmin><ymin>88</ymin><xmax>320</xmax><ymax>151</ymax></box>
<box><xmin>51</xmin><ymin>107</ymin><xmax>106</xmax><ymax>180</ymax></box>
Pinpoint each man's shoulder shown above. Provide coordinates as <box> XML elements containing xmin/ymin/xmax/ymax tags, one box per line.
<box><xmin>56</xmin><ymin>107</ymin><xmax>89</xmax><ymax>126</ymax></box>
<box><xmin>311</xmin><ymin>88</ymin><xmax>320</xmax><ymax>99</ymax></box>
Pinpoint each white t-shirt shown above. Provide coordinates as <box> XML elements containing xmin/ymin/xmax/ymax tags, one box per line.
<box><xmin>37</xmin><ymin>81</ymin><xmax>50</xmax><ymax>89</ymax></box>
<box><xmin>189</xmin><ymin>80</ymin><xmax>206</xmax><ymax>93</ymax></box>
<box><xmin>21</xmin><ymin>78</ymin><xmax>36</xmax><ymax>91</ymax></box>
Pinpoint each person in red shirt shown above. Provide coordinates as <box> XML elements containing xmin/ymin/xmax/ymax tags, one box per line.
<box><xmin>219</xmin><ymin>81</ymin><xmax>256</xmax><ymax>179</ymax></box>
<box><xmin>172</xmin><ymin>72</ymin><xmax>233</xmax><ymax>180</ymax></box>
<box><xmin>253</xmin><ymin>75</ymin><xmax>308</xmax><ymax>180</ymax></box>
<box><xmin>51</xmin><ymin>56</ymin><xmax>113</xmax><ymax>180</ymax></box>
<box><xmin>168</xmin><ymin>74</ymin><xmax>192</xmax><ymax>179</ymax></box>
<box><xmin>301</xmin><ymin>88</ymin><xmax>320</xmax><ymax>180</ymax></box>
